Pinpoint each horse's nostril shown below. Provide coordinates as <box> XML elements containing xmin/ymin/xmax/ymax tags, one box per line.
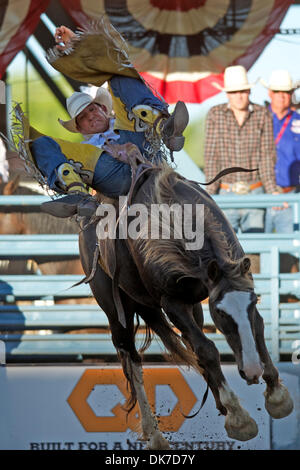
<box><xmin>243</xmin><ymin>364</ymin><xmax>264</xmax><ymax>382</ymax></box>
<box><xmin>239</xmin><ymin>369</ymin><xmax>259</xmax><ymax>384</ymax></box>
<box><xmin>240</xmin><ymin>364</ymin><xmax>263</xmax><ymax>384</ymax></box>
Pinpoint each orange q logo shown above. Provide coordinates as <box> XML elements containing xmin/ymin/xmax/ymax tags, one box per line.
<box><xmin>67</xmin><ymin>368</ymin><xmax>198</xmax><ymax>432</ymax></box>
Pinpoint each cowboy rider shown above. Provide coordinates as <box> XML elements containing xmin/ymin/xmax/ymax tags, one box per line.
<box><xmin>31</xmin><ymin>24</ymin><xmax>189</xmax><ymax>218</ymax></box>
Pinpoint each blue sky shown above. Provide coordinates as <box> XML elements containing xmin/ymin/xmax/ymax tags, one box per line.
<box><xmin>249</xmin><ymin>4</ymin><xmax>300</xmax><ymax>105</ymax></box>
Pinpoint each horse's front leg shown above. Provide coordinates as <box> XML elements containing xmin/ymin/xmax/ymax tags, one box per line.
<box><xmin>161</xmin><ymin>296</ymin><xmax>258</xmax><ymax>441</ymax></box>
<box><xmin>254</xmin><ymin>309</ymin><xmax>293</xmax><ymax>418</ymax></box>
<box><xmin>180</xmin><ymin>303</ymin><xmax>204</xmax><ymax>352</ymax></box>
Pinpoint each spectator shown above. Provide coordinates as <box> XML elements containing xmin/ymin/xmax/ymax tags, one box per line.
<box><xmin>204</xmin><ymin>65</ymin><xmax>280</xmax><ymax>233</ymax></box>
<box><xmin>261</xmin><ymin>70</ymin><xmax>300</xmax><ymax>233</ymax></box>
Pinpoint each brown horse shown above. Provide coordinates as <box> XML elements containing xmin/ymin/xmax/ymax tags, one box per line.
<box><xmin>77</xmin><ymin>162</ymin><xmax>294</xmax><ymax>449</ymax></box>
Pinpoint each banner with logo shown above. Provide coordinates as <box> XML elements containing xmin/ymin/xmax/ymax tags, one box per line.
<box><xmin>0</xmin><ymin>364</ymin><xmax>277</xmax><ymax>450</ymax></box>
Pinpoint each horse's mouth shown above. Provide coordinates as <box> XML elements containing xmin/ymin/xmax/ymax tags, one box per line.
<box><xmin>246</xmin><ymin>376</ymin><xmax>260</xmax><ymax>385</ymax></box>
<box><xmin>239</xmin><ymin>369</ymin><xmax>261</xmax><ymax>385</ymax></box>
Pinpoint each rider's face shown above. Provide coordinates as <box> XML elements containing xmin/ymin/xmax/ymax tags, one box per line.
<box><xmin>76</xmin><ymin>103</ymin><xmax>109</xmax><ymax>134</ymax></box>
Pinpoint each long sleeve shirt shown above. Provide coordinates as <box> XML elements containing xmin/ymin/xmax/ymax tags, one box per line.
<box><xmin>271</xmin><ymin>108</ymin><xmax>300</xmax><ymax>187</ymax></box>
<box><xmin>204</xmin><ymin>103</ymin><xmax>279</xmax><ymax>194</ymax></box>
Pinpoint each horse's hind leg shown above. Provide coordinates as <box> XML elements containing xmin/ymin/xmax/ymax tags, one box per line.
<box><xmin>110</xmin><ymin>316</ymin><xmax>170</xmax><ymax>450</ymax></box>
<box><xmin>101</xmin><ymin>308</ymin><xmax>170</xmax><ymax>449</ymax></box>
<box><xmin>79</xmin><ymin>222</ymin><xmax>169</xmax><ymax>448</ymax></box>
<box><xmin>254</xmin><ymin>309</ymin><xmax>293</xmax><ymax>418</ymax></box>
<box><xmin>101</xmin><ymin>309</ymin><xmax>169</xmax><ymax>450</ymax></box>
<box><xmin>131</xmin><ymin>362</ymin><xmax>169</xmax><ymax>450</ymax></box>
<box><xmin>161</xmin><ymin>296</ymin><xmax>258</xmax><ymax>441</ymax></box>
<box><xmin>121</xmin><ymin>353</ymin><xmax>169</xmax><ymax>449</ymax></box>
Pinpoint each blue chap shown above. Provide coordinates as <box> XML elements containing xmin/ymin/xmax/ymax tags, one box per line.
<box><xmin>31</xmin><ymin>136</ymin><xmax>132</xmax><ymax>197</ymax></box>
<box><xmin>31</xmin><ymin>76</ymin><xmax>167</xmax><ymax>197</ymax></box>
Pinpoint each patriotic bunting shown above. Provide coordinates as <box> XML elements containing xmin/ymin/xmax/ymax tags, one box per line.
<box><xmin>0</xmin><ymin>0</ymin><xmax>294</xmax><ymax>103</ymax></box>
<box><xmin>60</xmin><ymin>0</ymin><xmax>293</xmax><ymax>102</ymax></box>
<box><xmin>0</xmin><ymin>0</ymin><xmax>50</xmax><ymax>79</ymax></box>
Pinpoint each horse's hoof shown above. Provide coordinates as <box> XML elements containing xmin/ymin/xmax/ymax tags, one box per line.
<box><xmin>147</xmin><ymin>431</ymin><xmax>170</xmax><ymax>450</ymax></box>
<box><xmin>225</xmin><ymin>412</ymin><xmax>258</xmax><ymax>442</ymax></box>
<box><xmin>264</xmin><ymin>384</ymin><xmax>294</xmax><ymax>419</ymax></box>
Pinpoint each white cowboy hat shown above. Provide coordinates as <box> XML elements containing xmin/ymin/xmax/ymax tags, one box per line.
<box><xmin>59</xmin><ymin>87</ymin><xmax>113</xmax><ymax>133</ymax></box>
<box><xmin>212</xmin><ymin>65</ymin><xmax>254</xmax><ymax>92</ymax></box>
<box><xmin>260</xmin><ymin>69</ymin><xmax>296</xmax><ymax>92</ymax></box>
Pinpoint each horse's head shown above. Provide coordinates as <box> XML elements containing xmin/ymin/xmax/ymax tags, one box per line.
<box><xmin>208</xmin><ymin>258</ymin><xmax>264</xmax><ymax>385</ymax></box>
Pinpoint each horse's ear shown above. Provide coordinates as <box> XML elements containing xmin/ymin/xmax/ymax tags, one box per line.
<box><xmin>240</xmin><ymin>257</ymin><xmax>251</xmax><ymax>275</ymax></box>
<box><xmin>3</xmin><ymin>175</ymin><xmax>20</xmax><ymax>195</ymax></box>
<box><xmin>207</xmin><ymin>259</ymin><xmax>221</xmax><ymax>283</ymax></box>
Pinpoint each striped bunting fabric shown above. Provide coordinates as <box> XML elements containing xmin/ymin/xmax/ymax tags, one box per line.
<box><xmin>60</xmin><ymin>0</ymin><xmax>293</xmax><ymax>103</ymax></box>
<box><xmin>0</xmin><ymin>0</ymin><xmax>294</xmax><ymax>103</ymax></box>
<box><xmin>0</xmin><ymin>0</ymin><xmax>50</xmax><ymax>78</ymax></box>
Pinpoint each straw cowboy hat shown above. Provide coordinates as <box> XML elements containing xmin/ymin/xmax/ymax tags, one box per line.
<box><xmin>260</xmin><ymin>69</ymin><xmax>296</xmax><ymax>92</ymax></box>
<box><xmin>59</xmin><ymin>87</ymin><xmax>113</xmax><ymax>133</ymax></box>
<box><xmin>213</xmin><ymin>65</ymin><xmax>255</xmax><ymax>93</ymax></box>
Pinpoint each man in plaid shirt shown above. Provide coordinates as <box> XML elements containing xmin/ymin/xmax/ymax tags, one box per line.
<box><xmin>204</xmin><ymin>65</ymin><xmax>280</xmax><ymax>233</ymax></box>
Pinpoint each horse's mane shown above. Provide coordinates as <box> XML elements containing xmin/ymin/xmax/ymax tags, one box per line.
<box><xmin>134</xmin><ymin>163</ymin><xmax>253</xmax><ymax>292</ymax></box>
<box><xmin>0</xmin><ymin>182</ymin><xmax>78</xmax><ymax>234</ymax></box>
<box><xmin>134</xmin><ymin>164</ymin><xmax>203</xmax><ymax>282</ymax></box>
<box><xmin>202</xmin><ymin>200</ymin><xmax>254</xmax><ymax>299</ymax></box>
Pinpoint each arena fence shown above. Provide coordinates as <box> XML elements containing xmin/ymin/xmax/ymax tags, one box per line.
<box><xmin>0</xmin><ymin>193</ymin><xmax>299</xmax><ymax>363</ymax></box>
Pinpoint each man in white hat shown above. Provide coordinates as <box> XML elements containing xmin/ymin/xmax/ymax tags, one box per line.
<box><xmin>30</xmin><ymin>25</ymin><xmax>189</xmax><ymax>218</ymax></box>
<box><xmin>261</xmin><ymin>70</ymin><xmax>300</xmax><ymax>233</ymax></box>
<box><xmin>204</xmin><ymin>65</ymin><xmax>280</xmax><ymax>233</ymax></box>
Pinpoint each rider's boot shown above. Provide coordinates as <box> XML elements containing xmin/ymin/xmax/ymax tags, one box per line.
<box><xmin>41</xmin><ymin>163</ymin><xmax>97</xmax><ymax>218</ymax></box>
<box><xmin>158</xmin><ymin>101</ymin><xmax>189</xmax><ymax>152</ymax></box>
<box><xmin>132</xmin><ymin>101</ymin><xmax>189</xmax><ymax>152</ymax></box>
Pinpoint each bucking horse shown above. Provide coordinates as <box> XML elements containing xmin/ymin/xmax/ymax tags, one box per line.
<box><xmin>6</xmin><ymin>17</ymin><xmax>293</xmax><ymax>449</ymax></box>
<box><xmin>70</xmin><ymin>147</ymin><xmax>294</xmax><ymax>449</ymax></box>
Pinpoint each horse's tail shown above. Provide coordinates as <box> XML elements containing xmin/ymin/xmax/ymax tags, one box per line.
<box><xmin>193</xmin><ymin>166</ymin><xmax>258</xmax><ymax>186</ymax></box>
<box><xmin>138</xmin><ymin>308</ymin><xmax>200</xmax><ymax>372</ymax></box>
<box><xmin>135</xmin><ymin>314</ymin><xmax>153</xmax><ymax>354</ymax></box>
